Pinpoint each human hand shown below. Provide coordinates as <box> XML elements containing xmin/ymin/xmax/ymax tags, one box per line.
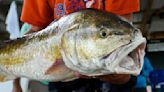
<box><xmin>97</xmin><ymin>74</ymin><xmax>131</xmax><ymax>84</ymax></box>
<box><xmin>25</xmin><ymin>25</ymin><xmax>43</xmax><ymax>34</ymax></box>
<box><xmin>74</xmin><ymin>72</ymin><xmax>91</xmax><ymax>79</ymax></box>
<box><xmin>75</xmin><ymin>72</ymin><xmax>130</xmax><ymax>84</ymax></box>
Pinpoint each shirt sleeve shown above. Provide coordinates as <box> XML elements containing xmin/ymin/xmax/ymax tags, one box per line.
<box><xmin>105</xmin><ymin>0</ymin><xmax>140</xmax><ymax>15</ymax></box>
<box><xmin>20</xmin><ymin>0</ymin><xmax>54</xmax><ymax>27</ymax></box>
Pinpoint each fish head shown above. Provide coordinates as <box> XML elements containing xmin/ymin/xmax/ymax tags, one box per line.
<box><xmin>61</xmin><ymin>9</ymin><xmax>146</xmax><ymax>76</ymax></box>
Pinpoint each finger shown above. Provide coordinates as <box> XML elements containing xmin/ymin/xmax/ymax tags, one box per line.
<box><xmin>74</xmin><ymin>72</ymin><xmax>91</xmax><ymax>79</ymax></box>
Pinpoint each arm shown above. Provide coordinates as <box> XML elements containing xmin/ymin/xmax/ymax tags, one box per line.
<box><xmin>25</xmin><ymin>25</ymin><xmax>44</xmax><ymax>34</ymax></box>
<box><xmin>121</xmin><ymin>13</ymin><xmax>133</xmax><ymax>22</ymax></box>
<box><xmin>12</xmin><ymin>78</ymin><xmax>22</xmax><ymax>92</ymax></box>
<box><xmin>97</xmin><ymin>74</ymin><xmax>131</xmax><ymax>84</ymax></box>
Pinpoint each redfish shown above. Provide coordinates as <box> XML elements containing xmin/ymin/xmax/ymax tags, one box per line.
<box><xmin>0</xmin><ymin>9</ymin><xmax>146</xmax><ymax>82</ymax></box>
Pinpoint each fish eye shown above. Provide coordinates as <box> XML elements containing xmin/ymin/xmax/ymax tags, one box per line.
<box><xmin>99</xmin><ymin>28</ymin><xmax>108</xmax><ymax>38</ymax></box>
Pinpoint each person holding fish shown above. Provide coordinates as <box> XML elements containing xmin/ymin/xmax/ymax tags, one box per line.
<box><xmin>12</xmin><ymin>0</ymin><xmax>141</xmax><ymax>92</ymax></box>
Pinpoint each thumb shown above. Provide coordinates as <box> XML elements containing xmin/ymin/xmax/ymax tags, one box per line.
<box><xmin>74</xmin><ymin>72</ymin><xmax>91</xmax><ymax>79</ymax></box>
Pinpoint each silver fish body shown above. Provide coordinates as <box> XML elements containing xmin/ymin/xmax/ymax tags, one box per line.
<box><xmin>0</xmin><ymin>9</ymin><xmax>146</xmax><ymax>82</ymax></box>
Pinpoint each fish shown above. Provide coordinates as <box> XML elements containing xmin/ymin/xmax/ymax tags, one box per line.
<box><xmin>0</xmin><ymin>9</ymin><xmax>146</xmax><ymax>82</ymax></box>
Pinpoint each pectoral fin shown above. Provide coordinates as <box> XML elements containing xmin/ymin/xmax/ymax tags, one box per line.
<box><xmin>45</xmin><ymin>59</ymin><xmax>64</xmax><ymax>75</ymax></box>
<box><xmin>0</xmin><ymin>68</ymin><xmax>17</xmax><ymax>82</ymax></box>
<box><xmin>0</xmin><ymin>74</ymin><xmax>6</xmax><ymax>82</ymax></box>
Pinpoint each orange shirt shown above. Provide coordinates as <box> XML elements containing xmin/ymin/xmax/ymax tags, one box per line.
<box><xmin>21</xmin><ymin>0</ymin><xmax>139</xmax><ymax>27</ymax></box>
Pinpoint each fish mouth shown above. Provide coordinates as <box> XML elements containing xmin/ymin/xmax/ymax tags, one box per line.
<box><xmin>120</xmin><ymin>42</ymin><xmax>145</xmax><ymax>71</ymax></box>
<box><xmin>102</xmin><ymin>38</ymin><xmax>146</xmax><ymax>75</ymax></box>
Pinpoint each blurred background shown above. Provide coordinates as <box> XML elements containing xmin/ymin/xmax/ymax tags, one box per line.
<box><xmin>0</xmin><ymin>0</ymin><xmax>164</xmax><ymax>92</ymax></box>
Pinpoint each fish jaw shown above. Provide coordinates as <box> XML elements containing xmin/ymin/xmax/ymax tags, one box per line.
<box><xmin>103</xmin><ymin>36</ymin><xmax>146</xmax><ymax>76</ymax></box>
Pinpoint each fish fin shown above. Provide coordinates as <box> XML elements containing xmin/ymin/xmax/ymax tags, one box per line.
<box><xmin>45</xmin><ymin>59</ymin><xmax>63</xmax><ymax>75</ymax></box>
<box><xmin>0</xmin><ymin>41</ymin><xmax>6</xmax><ymax>49</ymax></box>
<box><xmin>0</xmin><ymin>74</ymin><xmax>7</xmax><ymax>82</ymax></box>
<box><xmin>0</xmin><ymin>37</ymin><xmax>27</xmax><ymax>50</ymax></box>
<box><xmin>0</xmin><ymin>73</ymin><xmax>16</xmax><ymax>82</ymax></box>
<box><xmin>0</xmin><ymin>68</ymin><xmax>17</xmax><ymax>82</ymax></box>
